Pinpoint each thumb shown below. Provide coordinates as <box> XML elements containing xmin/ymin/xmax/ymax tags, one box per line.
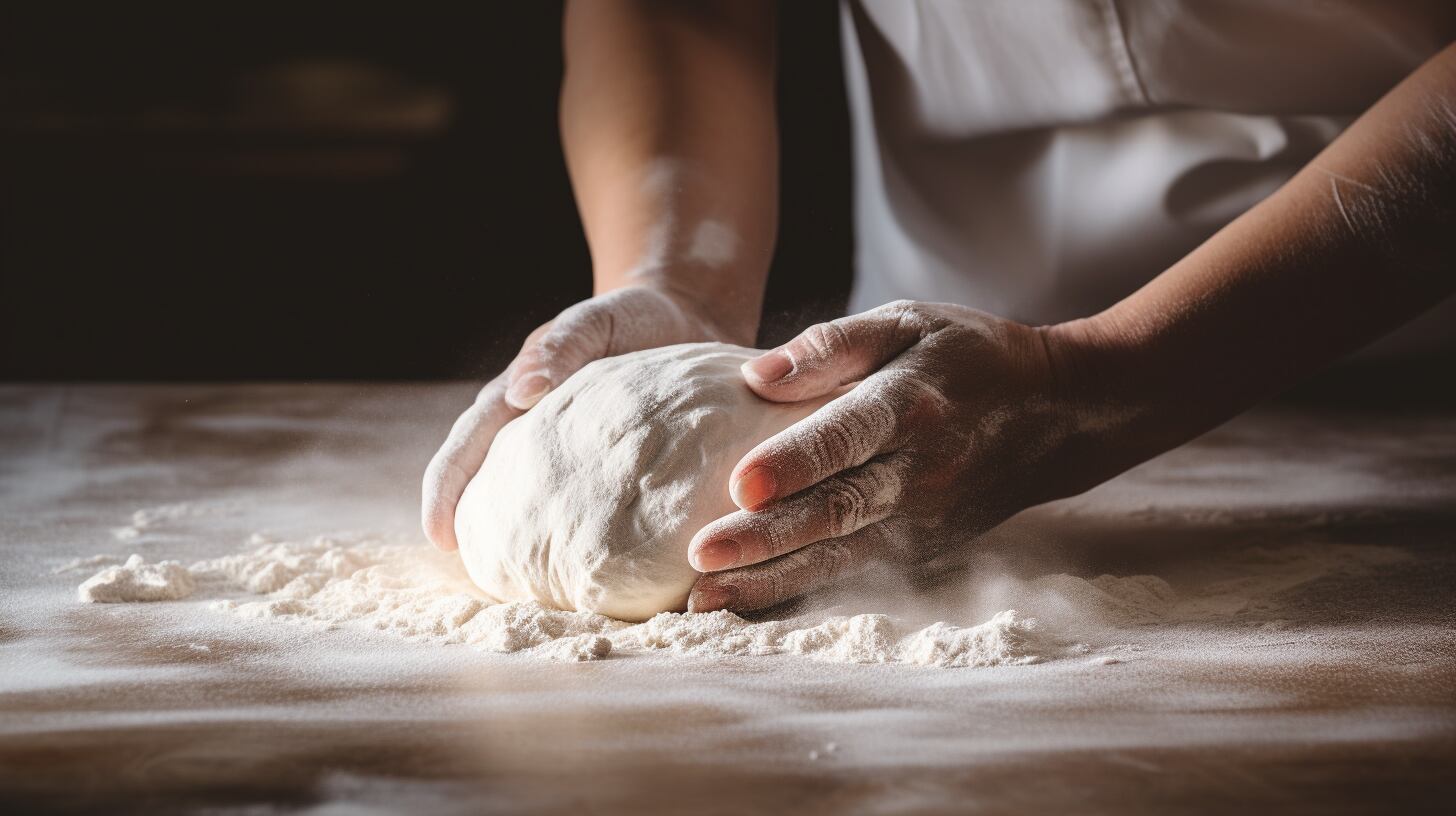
<box><xmin>422</xmin><ymin>377</ymin><xmax>515</xmax><ymax>551</ymax></box>
<box><xmin>504</xmin><ymin>303</ymin><xmax>612</xmax><ymax>410</ymax></box>
<box><xmin>742</xmin><ymin>300</ymin><xmax>934</xmax><ymax>403</ymax></box>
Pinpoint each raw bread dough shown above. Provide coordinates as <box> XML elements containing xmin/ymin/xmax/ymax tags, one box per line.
<box><xmin>455</xmin><ymin>343</ymin><xmax>829</xmax><ymax>622</ymax></box>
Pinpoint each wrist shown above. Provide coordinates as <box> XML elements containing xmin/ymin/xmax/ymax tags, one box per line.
<box><xmin>598</xmin><ymin>276</ymin><xmax>761</xmax><ymax>347</ymax></box>
<box><xmin>1040</xmin><ymin>313</ymin><xmax>1138</xmax><ymax>412</ymax></box>
<box><xmin>1032</xmin><ymin>314</ymin><xmax>1161</xmax><ymax>502</ymax></box>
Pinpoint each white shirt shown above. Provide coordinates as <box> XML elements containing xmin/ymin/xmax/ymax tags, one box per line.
<box><xmin>842</xmin><ymin>0</ymin><xmax>1455</xmax><ymax>351</ymax></box>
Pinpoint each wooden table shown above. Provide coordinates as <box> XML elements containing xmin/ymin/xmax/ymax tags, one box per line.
<box><xmin>2</xmin><ymin>384</ymin><xmax>1453</xmax><ymax>814</ymax></box>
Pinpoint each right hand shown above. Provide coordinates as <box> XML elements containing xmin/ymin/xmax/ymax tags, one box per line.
<box><xmin>422</xmin><ymin>284</ymin><xmax>747</xmax><ymax>551</ymax></box>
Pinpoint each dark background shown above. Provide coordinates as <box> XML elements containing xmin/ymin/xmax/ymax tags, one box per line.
<box><xmin>0</xmin><ymin>2</ymin><xmax>852</xmax><ymax>381</ymax></box>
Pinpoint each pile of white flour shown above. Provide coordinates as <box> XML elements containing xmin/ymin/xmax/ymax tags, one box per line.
<box><xmin>73</xmin><ymin>522</ymin><xmax>1408</xmax><ymax>667</ymax></box>
<box><xmin>75</xmin><ymin>533</ymin><xmax>1077</xmax><ymax>667</ymax></box>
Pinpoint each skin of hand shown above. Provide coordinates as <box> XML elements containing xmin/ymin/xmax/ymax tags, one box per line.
<box><xmin>423</xmin><ymin>0</ymin><xmax>777</xmax><ymax>552</ymax></box>
<box><xmin>422</xmin><ymin>284</ymin><xmax>744</xmax><ymax>552</ymax></box>
<box><xmin>689</xmin><ymin>41</ymin><xmax>1456</xmax><ymax>614</ymax></box>
<box><xmin>686</xmin><ymin>301</ymin><xmax>1077</xmax><ymax>613</ymax></box>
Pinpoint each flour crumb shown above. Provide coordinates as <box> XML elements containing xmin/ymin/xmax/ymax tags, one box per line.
<box><xmin>78</xmin><ymin>554</ymin><xmax>197</xmax><ymax>603</ymax></box>
<box><xmin>626</xmin><ymin>610</ymin><xmax>786</xmax><ymax>656</ymax></box>
<box><xmin>901</xmin><ymin>612</ymin><xmax>1060</xmax><ymax>667</ymax></box>
<box><xmin>783</xmin><ymin>614</ymin><xmax>897</xmax><ymax>664</ymax></box>
<box><xmin>460</xmin><ymin>601</ymin><xmax>624</xmax><ymax>652</ymax></box>
<box><xmin>533</xmin><ymin>634</ymin><xmax>613</xmax><ymax>662</ymax></box>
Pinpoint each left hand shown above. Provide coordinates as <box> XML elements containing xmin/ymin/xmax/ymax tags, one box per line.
<box><xmin>422</xmin><ymin>284</ymin><xmax>745</xmax><ymax>552</ymax></box>
<box><xmin>686</xmin><ymin>300</ymin><xmax>1087</xmax><ymax>614</ymax></box>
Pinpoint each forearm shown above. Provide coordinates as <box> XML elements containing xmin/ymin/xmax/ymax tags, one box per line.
<box><xmin>1048</xmin><ymin>43</ymin><xmax>1456</xmax><ymax>492</ymax></box>
<box><xmin>561</xmin><ymin>0</ymin><xmax>777</xmax><ymax>343</ymax></box>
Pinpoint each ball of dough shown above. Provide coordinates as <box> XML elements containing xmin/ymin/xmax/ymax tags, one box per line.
<box><xmin>455</xmin><ymin>342</ymin><xmax>827</xmax><ymax>622</ymax></box>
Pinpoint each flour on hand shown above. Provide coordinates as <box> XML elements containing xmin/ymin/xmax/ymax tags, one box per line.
<box><xmin>454</xmin><ymin>343</ymin><xmax>830</xmax><ymax>622</ymax></box>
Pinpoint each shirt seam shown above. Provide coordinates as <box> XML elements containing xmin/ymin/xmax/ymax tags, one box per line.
<box><xmin>1100</xmin><ymin>0</ymin><xmax>1152</xmax><ymax>106</ymax></box>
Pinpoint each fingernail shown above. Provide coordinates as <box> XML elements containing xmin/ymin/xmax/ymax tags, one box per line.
<box><xmin>506</xmin><ymin>374</ymin><xmax>550</xmax><ymax>409</ymax></box>
<box><xmin>693</xmin><ymin>539</ymin><xmax>742</xmax><ymax>572</ymax></box>
<box><xmin>731</xmin><ymin>465</ymin><xmax>777</xmax><ymax>510</ymax></box>
<box><xmin>689</xmin><ymin>585</ymin><xmax>736</xmax><ymax>613</ymax></box>
<box><xmin>743</xmin><ymin>351</ymin><xmax>792</xmax><ymax>385</ymax></box>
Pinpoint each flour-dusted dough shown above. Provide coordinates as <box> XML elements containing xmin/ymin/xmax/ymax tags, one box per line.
<box><xmin>455</xmin><ymin>343</ymin><xmax>829</xmax><ymax>622</ymax></box>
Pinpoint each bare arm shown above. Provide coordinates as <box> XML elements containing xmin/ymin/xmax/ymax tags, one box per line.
<box><xmin>1045</xmin><ymin>41</ymin><xmax>1456</xmax><ymax>497</ymax></box>
<box><xmin>422</xmin><ymin>0</ymin><xmax>777</xmax><ymax>551</ymax></box>
<box><xmin>561</xmin><ymin>0</ymin><xmax>778</xmax><ymax>343</ymax></box>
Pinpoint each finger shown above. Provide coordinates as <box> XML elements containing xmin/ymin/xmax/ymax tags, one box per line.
<box><xmin>741</xmin><ymin>300</ymin><xmax>940</xmax><ymax>403</ymax></box>
<box><xmin>691</xmin><ymin>455</ymin><xmax>906</xmax><ymax>571</ymax></box>
<box><xmin>504</xmin><ymin>302</ymin><xmax>612</xmax><ymax>410</ymax></box>
<box><xmin>688</xmin><ymin>522</ymin><xmax>893</xmax><ymax>614</ymax></box>
<box><xmin>421</xmin><ymin>377</ymin><xmax>517</xmax><ymax>551</ymax></box>
<box><xmin>730</xmin><ymin>367</ymin><xmax>942</xmax><ymax>509</ymax></box>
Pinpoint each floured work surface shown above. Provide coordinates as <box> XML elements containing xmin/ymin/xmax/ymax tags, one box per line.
<box><xmin>1</xmin><ymin>384</ymin><xmax>1453</xmax><ymax>814</ymax></box>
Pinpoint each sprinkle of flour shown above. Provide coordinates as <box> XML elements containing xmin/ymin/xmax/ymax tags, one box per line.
<box><xmin>53</xmin><ymin>554</ymin><xmax>124</xmax><ymax>575</ymax></box>
<box><xmin>78</xmin><ymin>554</ymin><xmax>197</xmax><ymax>603</ymax></box>
<box><xmin>110</xmin><ymin>501</ymin><xmax>227</xmax><ymax>541</ymax></box>
<box><xmin>75</xmin><ymin>525</ymin><xmax>1409</xmax><ymax>667</ymax></box>
<box><xmin>74</xmin><ymin>534</ymin><xmax>1073</xmax><ymax>667</ymax></box>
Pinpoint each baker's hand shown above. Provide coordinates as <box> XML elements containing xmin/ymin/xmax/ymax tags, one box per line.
<box><xmin>423</xmin><ymin>285</ymin><xmax>742</xmax><ymax>551</ymax></box>
<box><xmin>687</xmin><ymin>300</ymin><xmax>1084</xmax><ymax>613</ymax></box>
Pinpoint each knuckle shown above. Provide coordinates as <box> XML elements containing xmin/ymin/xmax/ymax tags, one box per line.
<box><xmin>800</xmin><ymin>407</ymin><xmax>884</xmax><ymax>474</ymax></box>
<box><xmin>531</xmin><ymin>330</ymin><xmax>605</xmax><ymax>376</ymax></box>
<box><xmin>799</xmin><ymin>320</ymin><xmax>854</xmax><ymax>362</ymax></box>
<box><xmin>474</xmin><ymin>378</ymin><xmax>500</xmax><ymax>403</ymax></box>
<box><xmin>757</xmin><ymin>515</ymin><xmax>788</xmax><ymax>559</ymax></box>
<box><xmin>511</xmin><ymin>340</ymin><xmax>556</xmax><ymax>377</ymax></box>
<box><xmin>877</xmin><ymin>299</ymin><xmax>947</xmax><ymax>340</ymax></box>
<box><xmin>883</xmin><ymin>299</ymin><xmax>924</xmax><ymax>325</ymax></box>
<box><xmin>856</xmin><ymin>460</ymin><xmax>902</xmax><ymax>507</ymax></box>
<box><xmin>823</xmin><ymin>479</ymin><xmax>870</xmax><ymax>536</ymax></box>
<box><xmin>505</xmin><ymin>348</ymin><xmax>537</xmax><ymax>378</ymax></box>
<box><xmin>833</xmin><ymin>384</ymin><xmax>904</xmax><ymax>448</ymax></box>
<box><xmin>879</xmin><ymin>299</ymin><xmax>918</xmax><ymax>317</ymax></box>
<box><xmin>534</xmin><ymin>328</ymin><xmax>574</xmax><ymax>358</ymax></box>
<box><xmin>555</xmin><ymin>298</ymin><xmax>595</xmax><ymax>324</ymax></box>
<box><xmin>863</xmin><ymin>392</ymin><xmax>903</xmax><ymax>434</ymax></box>
<box><xmin>878</xmin><ymin>369</ymin><xmax>949</xmax><ymax>421</ymax></box>
<box><xmin>552</xmin><ymin>301</ymin><xmax>611</xmax><ymax>344</ymax></box>
<box><xmin>807</xmin><ymin>420</ymin><xmax>856</xmax><ymax>471</ymax></box>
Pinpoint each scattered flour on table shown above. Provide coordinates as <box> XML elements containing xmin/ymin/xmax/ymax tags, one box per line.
<box><xmin>73</xmin><ymin>534</ymin><xmax>1073</xmax><ymax>667</ymax></box>
<box><xmin>53</xmin><ymin>553</ymin><xmax>125</xmax><ymax>575</ymax></box>
<box><xmin>74</xmin><ymin>532</ymin><xmax>1409</xmax><ymax>667</ymax></box>
<box><xmin>109</xmin><ymin>501</ymin><xmax>228</xmax><ymax>541</ymax></box>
